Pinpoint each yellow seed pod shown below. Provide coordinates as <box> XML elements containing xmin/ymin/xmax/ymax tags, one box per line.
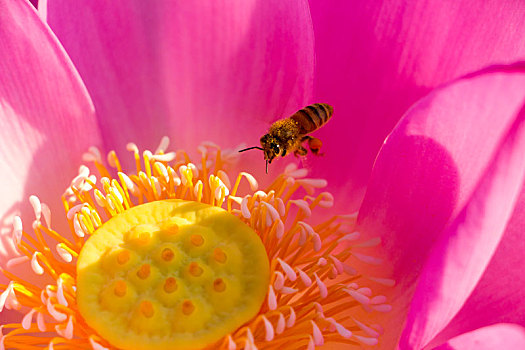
<box><xmin>76</xmin><ymin>199</ymin><xmax>269</xmax><ymax>350</ymax></box>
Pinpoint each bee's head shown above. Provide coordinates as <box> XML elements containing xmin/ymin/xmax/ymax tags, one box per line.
<box><xmin>260</xmin><ymin>134</ymin><xmax>281</xmax><ymax>163</ymax></box>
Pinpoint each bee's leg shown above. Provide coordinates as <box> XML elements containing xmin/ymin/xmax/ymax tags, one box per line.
<box><xmin>294</xmin><ymin>145</ymin><xmax>307</xmax><ymax>157</ymax></box>
<box><xmin>302</xmin><ymin>136</ymin><xmax>323</xmax><ymax>155</ymax></box>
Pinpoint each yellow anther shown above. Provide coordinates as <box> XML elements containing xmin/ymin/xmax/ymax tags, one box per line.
<box><xmin>161</xmin><ymin>248</ymin><xmax>174</xmax><ymax>262</ymax></box>
<box><xmin>189</xmin><ymin>262</ymin><xmax>203</xmax><ymax>277</ymax></box>
<box><xmin>116</xmin><ymin>250</ymin><xmax>130</xmax><ymax>265</ymax></box>
<box><xmin>213</xmin><ymin>278</ymin><xmax>226</xmax><ymax>292</ymax></box>
<box><xmin>190</xmin><ymin>234</ymin><xmax>204</xmax><ymax>247</ymax></box>
<box><xmin>182</xmin><ymin>300</ymin><xmax>195</xmax><ymax>315</ymax></box>
<box><xmin>164</xmin><ymin>277</ymin><xmax>177</xmax><ymax>293</ymax></box>
<box><xmin>114</xmin><ymin>280</ymin><xmax>127</xmax><ymax>297</ymax></box>
<box><xmin>140</xmin><ymin>300</ymin><xmax>154</xmax><ymax>318</ymax></box>
<box><xmin>213</xmin><ymin>248</ymin><xmax>227</xmax><ymax>263</ymax></box>
<box><xmin>137</xmin><ymin>264</ymin><xmax>151</xmax><ymax>279</ymax></box>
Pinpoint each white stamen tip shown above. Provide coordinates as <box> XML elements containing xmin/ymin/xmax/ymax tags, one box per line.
<box><xmin>227</xmin><ymin>335</ymin><xmax>237</xmax><ymax>350</ymax></box>
<box><xmin>297</xmin><ymin>268</ymin><xmax>312</xmax><ymax>287</ymax></box>
<box><xmin>12</xmin><ymin>216</ymin><xmax>23</xmax><ymax>245</ymax></box>
<box><xmin>89</xmin><ymin>337</ymin><xmax>110</xmax><ymax>350</ymax></box>
<box><xmin>372</xmin><ymin>304</ymin><xmax>392</xmax><ymax>312</ymax></box>
<box><xmin>352</xmin><ymin>317</ymin><xmax>380</xmax><ymax>337</ymax></box>
<box><xmin>151</xmin><ymin>152</ymin><xmax>176</xmax><ymax>162</ymax></box>
<box><xmin>276</xmin><ymin>313</ymin><xmax>285</xmax><ymax>334</ymax></box>
<box><xmin>240</xmin><ymin>172</ymin><xmax>258</xmax><ymax>191</ymax></box>
<box><xmin>29</xmin><ymin>195</ymin><xmax>42</xmax><ymax>221</ymax></box>
<box><xmin>275</xmin><ymin>219</ymin><xmax>284</xmax><ymax>239</ymax></box>
<box><xmin>267</xmin><ymin>286</ymin><xmax>277</xmax><ymax>310</ymax></box>
<box><xmin>273</xmin><ymin>271</ymin><xmax>285</xmax><ymax>290</ymax></box>
<box><xmin>262</xmin><ymin>316</ymin><xmax>275</xmax><ymax>341</ymax></box>
<box><xmin>241</xmin><ymin>197</ymin><xmax>251</xmax><ymax>219</ymax></box>
<box><xmin>352</xmin><ymin>252</ymin><xmax>383</xmax><ymax>265</ymax></box>
<box><xmin>311</xmin><ymin>320</ymin><xmax>324</xmax><ymax>346</ymax></box>
<box><xmin>31</xmin><ymin>253</ymin><xmax>45</xmax><ymax>275</ymax></box>
<box><xmin>6</xmin><ymin>256</ymin><xmax>30</xmax><ymax>269</ymax></box>
<box><xmin>291</xmin><ymin>200</ymin><xmax>312</xmax><ymax>217</ymax></box>
<box><xmin>366</xmin><ymin>276</ymin><xmax>396</xmax><ymax>286</ymax></box>
<box><xmin>126</xmin><ymin>143</ymin><xmax>139</xmax><ymax>153</ymax></box>
<box><xmin>353</xmin><ymin>335</ymin><xmax>378</xmax><ymax>346</ymax></box>
<box><xmin>345</xmin><ymin>289</ymin><xmax>370</xmax><ymax>305</ymax></box>
<box><xmin>37</xmin><ymin>311</ymin><xmax>46</xmax><ymax>332</ymax></box>
<box><xmin>286</xmin><ymin>307</ymin><xmax>296</xmax><ymax>328</ymax></box>
<box><xmin>314</xmin><ymin>273</ymin><xmax>328</xmax><ymax>298</ymax></box>
<box><xmin>155</xmin><ymin>136</ymin><xmax>170</xmax><ymax>154</ymax></box>
<box><xmin>277</xmin><ymin>258</ymin><xmax>297</xmax><ymax>281</ymax></box>
<box><xmin>22</xmin><ymin>308</ymin><xmax>37</xmax><ymax>330</ymax></box>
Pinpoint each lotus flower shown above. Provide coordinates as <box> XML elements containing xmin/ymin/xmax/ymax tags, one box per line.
<box><xmin>1</xmin><ymin>0</ymin><xmax>525</xmax><ymax>349</ymax></box>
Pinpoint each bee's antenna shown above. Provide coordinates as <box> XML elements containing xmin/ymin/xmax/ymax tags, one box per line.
<box><xmin>238</xmin><ymin>146</ymin><xmax>264</xmax><ymax>153</ymax></box>
<box><xmin>266</xmin><ymin>160</ymin><xmax>268</xmax><ymax>174</ymax></box>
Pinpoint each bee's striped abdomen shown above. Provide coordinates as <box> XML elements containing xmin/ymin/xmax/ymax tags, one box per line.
<box><xmin>290</xmin><ymin>103</ymin><xmax>333</xmax><ymax>135</ymax></box>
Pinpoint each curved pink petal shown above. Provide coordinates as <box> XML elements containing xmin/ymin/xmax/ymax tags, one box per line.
<box><xmin>308</xmin><ymin>0</ymin><xmax>525</xmax><ymax>204</ymax></box>
<box><xmin>434</xmin><ymin>324</ymin><xmax>525</xmax><ymax>350</ymax></box>
<box><xmin>45</xmin><ymin>0</ymin><xmax>314</xmax><ymax>158</ymax></box>
<box><xmin>0</xmin><ymin>0</ymin><xmax>100</xmax><ymax>320</ymax></box>
<box><xmin>0</xmin><ymin>0</ymin><xmax>101</xmax><ymax>237</ymax></box>
<box><xmin>425</xmin><ymin>186</ymin><xmax>525</xmax><ymax>347</ymax></box>
<box><xmin>400</xmin><ymin>91</ymin><xmax>525</xmax><ymax>349</ymax></box>
<box><xmin>356</xmin><ymin>64</ymin><xmax>525</xmax><ymax>347</ymax></box>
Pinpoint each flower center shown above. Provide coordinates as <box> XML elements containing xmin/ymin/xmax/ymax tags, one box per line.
<box><xmin>77</xmin><ymin>199</ymin><xmax>269</xmax><ymax>350</ymax></box>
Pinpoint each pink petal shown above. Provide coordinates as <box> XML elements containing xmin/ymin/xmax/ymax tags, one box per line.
<box><xmin>425</xmin><ymin>187</ymin><xmax>525</xmax><ymax>347</ymax></box>
<box><xmin>435</xmin><ymin>324</ymin><xmax>525</xmax><ymax>350</ymax></box>
<box><xmin>308</xmin><ymin>0</ymin><xmax>525</xmax><ymax>206</ymax></box>
<box><xmin>356</xmin><ymin>64</ymin><xmax>525</xmax><ymax>347</ymax></box>
<box><xmin>398</xmin><ymin>73</ymin><xmax>525</xmax><ymax>348</ymax></box>
<box><xmin>46</xmin><ymin>1</ymin><xmax>314</xmax><ymax>157</ymax></box>
<box><xmin>0</xmin><ymin>0</ymin><xmax>100</xmax><ymax>267</ymax></box>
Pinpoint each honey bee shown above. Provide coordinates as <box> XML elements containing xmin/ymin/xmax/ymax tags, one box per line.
<box><xmin>239</xmin><ymin>103</ymin><xmax>333</xmax><ymax>173</ymax></box>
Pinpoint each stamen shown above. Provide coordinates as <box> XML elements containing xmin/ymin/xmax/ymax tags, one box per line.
<box><xmin>262</xmin><ymin>316</ymin><xmax>274</xmax><ymax>341</ymax></box>
<box><xmin>311</xmin><ymin>320</ymin><xmax>324</xmax><ymax>346</ymax></box>
<box><xmin>155</xmin><ymin>136</ymin><xmax>170</xmax><ymax>154</ymax></box>
<box><xmin>29</xmin><ymin>195</ymin><xmax>42</xmax><ymax>221</ymax></box>
<box><xmin>0</xmin><ymin>141</ymin><xmax>391</xmax><ymax>350</ymax></box>
<box><xmin>31</xmin><ymin>253</ymin><xmax>44</xmax><ymax>275</ymax></box>
<box><xmin>267</xmin><ymin>286</ymin><xmax>277</xmax><ymax>310</ymax></box>
<box><xmin>22</xmin><ymin>308</ymin><xmax>37</xmax><ymax>330</ymax></box>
